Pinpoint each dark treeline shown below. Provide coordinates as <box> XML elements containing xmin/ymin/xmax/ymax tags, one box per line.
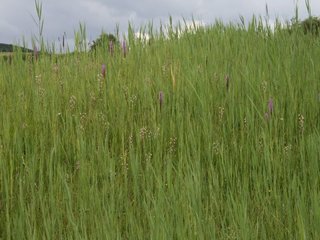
<box><xmin>0</xmin><ymin>43</ymin><xmax>32</xmax><ymax>53</ymax></box>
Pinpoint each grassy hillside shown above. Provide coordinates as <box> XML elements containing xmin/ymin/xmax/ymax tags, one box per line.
<box><xmin>0</xmin><ymin>19</ymin><xmax>320</xmax><ymax>239</ymax></box>
<box><xmin>0</xmin><ymin>43</ymin><xmax>32</xmax><ymax>53</ymax></box>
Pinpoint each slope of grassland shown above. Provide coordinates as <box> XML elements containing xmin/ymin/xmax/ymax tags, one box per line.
<box><xmin>0</xmin><ymin>43</ymin><xmax>32</xmax><ymax>53</ymax></box>
<box><xmin>0</xmin><ymin>20</ymin><xmax>320</xmax><ymax>239</ymax></box>
<box><xmin>0</xmin><ymin>43</ymin><xmax>15</xmax><ymax>52</ymax></box>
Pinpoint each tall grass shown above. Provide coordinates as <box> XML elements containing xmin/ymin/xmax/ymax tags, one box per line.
<box><xmin>1</xmin><ymin>17</ymin><xmax>320</xmax><ymax>239</ymax></box>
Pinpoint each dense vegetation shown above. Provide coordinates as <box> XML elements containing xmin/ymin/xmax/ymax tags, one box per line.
<box><xmin>1</xmin><ymin>17</ymin><xmax>320</xmax><ymax>239</ymax></box>
<box><xmin>0</xmin><ymin>43</ymin><xmax>32</xmax><ymax>53</ymax></box>
<box><xmin>289</xmin><ymin>16</ymin><xmax>320</xmax><ymax>35</ymax></box>
<box><xmin>0</xmin><ymin>43</ymin><xmax>15</xmax><ymax>52</ymax></box>
<box><xmin>89</xmin><ymin>33</ymin><xmax>118</xmax><ymax>53</ymax></box>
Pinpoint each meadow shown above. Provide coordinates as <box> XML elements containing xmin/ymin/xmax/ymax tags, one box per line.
<box><xmin>1</xmin><ymin>18</ymin><xmax>320</xmax><ymax>239</ymax></box>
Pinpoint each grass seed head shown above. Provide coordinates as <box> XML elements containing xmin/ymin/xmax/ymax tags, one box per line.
<box><xmin>298</xmin><ymin>114</ymin><xmax>305</xmax><ymax>134</ymax></box>
<box><xmin>168</xmin><ymin>137</ymin><xmax>177</xmax><ymax>154</ymax></box>
<box><xmin>219</xmin><ymin>106</ymin><xmax>224</xmax><ymax>122</ymax></box>
<box><xmin>140</xmin><ymin>127</ymin><xmax>148</xmax><ymax>140</ymax></box>
<box><xmin>261</xmin><ymin>80</ymin><xmax>267</xmax><ymax>94</ymax></box>
<box><xmin>69</xmin><ymin>95</ymin><xmax>77</xmax><ymax>111</ymax></box>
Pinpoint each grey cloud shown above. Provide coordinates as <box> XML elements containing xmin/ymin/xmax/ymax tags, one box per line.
<box><xmin>1</xmin><ymin>0</ymin><xmax>320</xmax><ymax>47</ymax></box>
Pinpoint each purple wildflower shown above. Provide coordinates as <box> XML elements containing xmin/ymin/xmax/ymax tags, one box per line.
<box><xmin>159</xmin><ymin>91</ymin><xmax>164</xmax><ymax>110</ymax></box>
<box><xmin>268</xmin><ymin>98</ymin><xmax>273</xmax><ymax>115</ymax></box>
<box><xmin>122</xmin><ymin>40</ymin><xmax>127</xmax><ymax>57</ymax></box>
<box><xmin>101</xmin><ymin>64</ymin><xmax>106</xmax><ymax>78</ymax></box>
<box><xmin>34</xmin><ymin>45</ymin><xmax>38</xmax><ymax>61</ymax></box>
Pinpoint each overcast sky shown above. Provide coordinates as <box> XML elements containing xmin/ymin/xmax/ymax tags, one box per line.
<box><xmin>1</xmin><ymin>0</ymin><xmax>320</xmax><ymax>49</ymax></box>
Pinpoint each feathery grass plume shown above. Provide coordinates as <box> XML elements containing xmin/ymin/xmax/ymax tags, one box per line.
<box><xmin>101</xmin><ymin>64</ymin><xmax>106</xmax><ymax>78</ymax></box>
<box><xmin>159</xmin><ymin>91</ymin><xmax>164</xmax><ymax>110</ymax></box>
<box><xmin>225</xmin><ymin>75</ymin><xmax>230</xmax><ymax>90</ymax></box>
<box><xmin>122</xmin><ymin>40</ymin><xmax>127</xmax><ymax>57</ymax></box>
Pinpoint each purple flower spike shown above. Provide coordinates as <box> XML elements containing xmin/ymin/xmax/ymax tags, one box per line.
<box><xmin>101</xmin><ymin>64</ymin><xmax>106</xmax><ymax>78</ymax></box>
<box><xmin>122</xmin><ymin>40</ymin><xmax>127</xmax><ymax>57</ymax></box>
<box><xmin>159</xmin><ymin>91</ymin><xmax>164</xmax><ymax>110</ymax></box>
<box><xmin>108</xmin><ymin>40</ymin><xmax>114</xmax><ymax>56</ymax></box>
<box><xmin>268</xmin><ymin>98</ymin><xmax>273</xmax><ymax>115</ymax></box>
<box><xmin>225</xmin><ymin>75</ymin><xmax>230</xmax><ymax>90</ymax></box>
<box><xmin>34</xmin><ymin>45</ymin><xmax>38</xmax><ymax>61</ymax></box>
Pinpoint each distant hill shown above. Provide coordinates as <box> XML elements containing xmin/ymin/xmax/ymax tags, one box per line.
<box><xmin>0</xmin><ymin>43</ymin><xmax>32</xmax><ymax>53</ymax></box>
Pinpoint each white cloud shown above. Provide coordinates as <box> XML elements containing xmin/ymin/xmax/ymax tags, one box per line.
<box><xmin>135</xmin><ymin>32</ymin><xmax>150</xmax><ymax>41</ymax></box>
